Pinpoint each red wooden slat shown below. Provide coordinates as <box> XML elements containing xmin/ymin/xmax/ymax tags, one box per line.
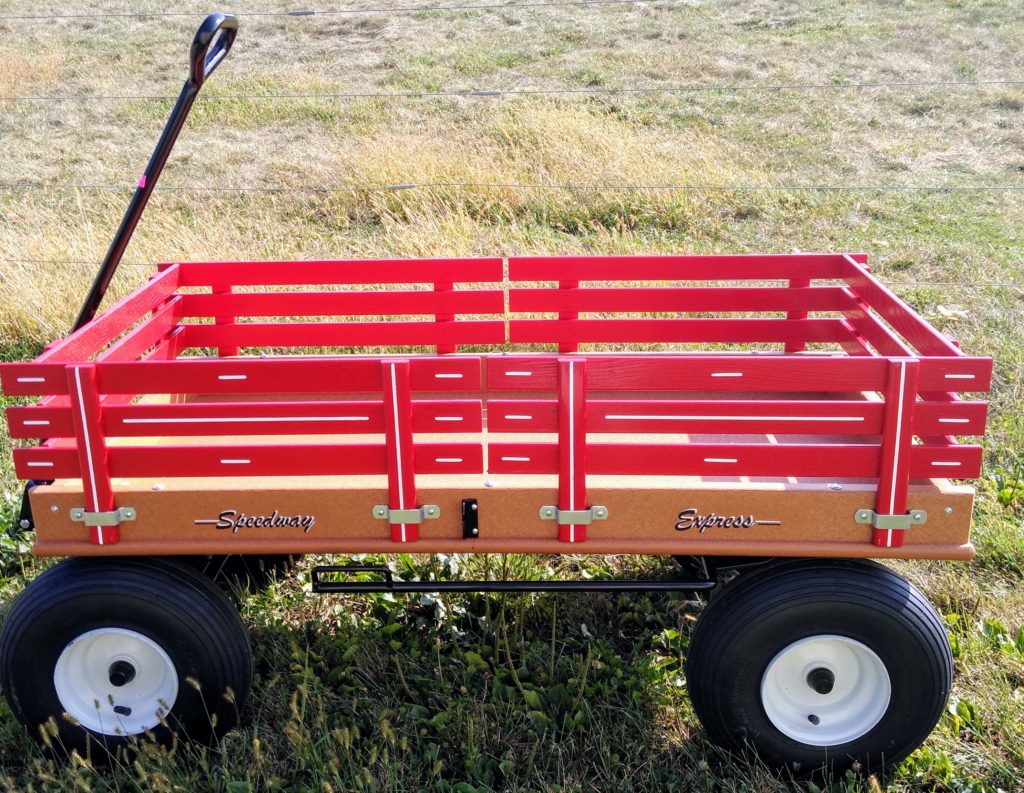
<box><xmin>5</xmin><ymin>406</ymin><xmax>75</xmax><ymax>438</ymax></box>
<box><xmin>916</xmin><ymin>358</ymin><xmax>992</xmax><ymax>392</ymax></box>
<box><xmin>588</xmin><ymin>399</ymin><xmax>884</xmax><ymax>435</ymax></box>
<box><xmin>488</xmin><ymin>443</ymin><xmax>558</xmax><ymax>474</ymax></box>
<box><xmin>176</xmin><ymin>258</ymin><xmax>504</xmax><ymax>287</ymax></box>
<box><xmin>95</xmin><ymin>296</ymin><xmax>183</xmax><ymax>363</ymax></box>
<box><xmin>588</xmin><ymin>443</ymin><xmax>881</xmax><ymax>477</ymax></box>
<box><xmin>839</xmin><ymin>287</ymin><xmax>913</xmax><ymax>357</ymax></box>
<box><xmin>486</xmin><ymin>400</ymin><xmax>558</xmax><ymax>433</ymax></box>
<box><xmin>415</xmin><ymin>444</ymin><xmax>484</xmax><ymax>473</ymax></box>
<box><xmin>508</xmin><ymin>254</ymin><xmax>863</xmax><ymax>282</ymax></box>
<box><xmin>37</xmin><ymin>266</ymin><xmax>180</xmax><ymax>363</ymax></box>
<box><xmin>67</xmin><ymin>364</ymin><xmax>118</xmax><ymax>545</ymax></box>
<box><xmin>909</xmin><ymin>444</ymin><xmax>982</xmax><ymax>478</ymax></box>
<box><xmin>14</xmin><ymin>446</ymin><xmax>80</xmax><ymax>479</ymax></box>
<box><xmin>510</xmin><ymin>318</ymin><xmax>853</xmax><ymax>345</ymax></box>
<box><xmin>914</xmin><ymin>400</ymin><xmax>987</xmax><ymax>436</ymax></box>
<box><xmin>107</xmin><ymin>444</ymin><xmax>388</xmax><ymax>477</ymax></box>
<box><xmin>91</xmin><ymin>357</ymin><xmax>480</xmax><ymax>395</ymax></box>
<box><xmin>383</xmin><ymin>360</ymin><xmax>418</xmax><ymax>542</ymax></box>
<box><xmin>840</xmin><ymin>256</ymin><xmax>961</xmax><ymax>356</ymax></box>
<box><xmin>103</xmin><ymin>401</ymin><xmax>387</xmax><ymax>436</ymax></box>
<box><xmin>95</xmin><ymin>442</ymin><xmax>482</xmax><ymax>478</ymax></box>
<box><xmin>873</xmin><ymin>359</ymin><xmax>920</xmax><ymax>548</ymax></box>
<box><xmin>558</xmin><ymin>358</ymin><xmax>587</xmax><ymax>542</ymax></box>
<box><xmin>181</xmin><ymin>320</ymin><xmax>505</xmax><ymax>349</ymax></box>
<box><xmin>489</xmin><ymin>441</ymin><xmax>883</xmax><ymax>477</ymax></box>
<box><xmin>412</xmin><ymin>400</ymin><xmax>483</xmax><ymax>433</ymax></box>
<box><xmin>487</xmin><ymin>356</ymin><xmax>892</xmax><ymax>393</ymax></box>
<box><xmin>1</xmin><ymin>363</ymin><xmax>72</xmax><ymax>396</ymax></box>
<box><xmin>510</xmin><ymin>286</ymin><xmax>856</xmax><ymax>314</ymax></box>
<box><xmin>410</xmin><ymin>358</ymin><xmax>483</xmax><ymax>392</ymax></box>
<box><xmin>179</xmin><ymin>289</ymin><xmax>504</xmax><ymax>318</ymax></box>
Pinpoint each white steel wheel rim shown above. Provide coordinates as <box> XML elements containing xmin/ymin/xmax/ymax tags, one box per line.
<box><xmin>760</xmin><ymin>634</ymin><xmax>891</xmax><ymax>747</ymax></box>
<box><xmin>54</xmin><ymin>627</ymin><xmax>179</xmax><ymax>736</ymax></box>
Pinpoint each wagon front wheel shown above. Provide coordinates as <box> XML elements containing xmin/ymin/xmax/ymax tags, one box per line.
<box><xmin>686</xmin><ymin>558</ymin><xmax>952</xmax><ymax>773</ymax></box>
<box><xmin>0</xmin><ymin>557</ymin><xmax>252</xmax><ymax>759</ymax></box>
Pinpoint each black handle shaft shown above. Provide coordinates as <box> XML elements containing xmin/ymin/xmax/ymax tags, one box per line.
<box><xmin>73</xmin><ymin>12</ymin><xmax>238</xmax><ymax>331</ymax></box>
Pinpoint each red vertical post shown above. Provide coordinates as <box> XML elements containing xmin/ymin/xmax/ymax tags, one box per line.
<box><xmin>382</xmin><ymin>359</ymin><xmax>418</xmax><ymax>543</ymax></box>
<box><xmin>66</xmin><ymin>364</ymin><xmax>118</xmax><ymax>545</ymax></box>
<box><xmin>434</xmin><ymin>280</ymin><xmax>455</xmax><ymax>355</ymax></box>
<box><xmin>558</xmin><ymin>280</ymin><xmax>579</xmax><ymax>354</ymax></box>
<box><xmin>873</xmin><ymin>358</ymin><xmax>920</xmax><ymax>548</ymax></box>
<box><xmin>557</xmin><ymin>357</ymin><xmax>587</xmax><ymax>543</ymax></box>
<box><xmin>784</xmin><ymin>277</ymin><xmax>811</xmax><ymax>353</ymax></box>
<box><xmin>213</xmin><ymin>285</ymin><xmax>239</xmax><ymax>357</ymax></box>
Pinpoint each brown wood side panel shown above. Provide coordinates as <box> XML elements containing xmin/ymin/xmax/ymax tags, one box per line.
<box><xmin>29</xmin><ymin>479</ymin><xmax>975</xmax><ymax>560</ymax></box>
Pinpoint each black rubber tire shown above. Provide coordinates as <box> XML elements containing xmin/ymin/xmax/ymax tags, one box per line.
<box><xmin>0</xmin><ymin>557</ymin><xmax>253</xmax><ymax>760</ymax></box>
<box><xmin>182</xmin><ymin>554</ymin><xmax>299</xmax><ymax>592</ymax></box>
<box><xmin>686</xmin><ymin>558</ymin><xmax>952</xmax><ymax>774</ymax></box>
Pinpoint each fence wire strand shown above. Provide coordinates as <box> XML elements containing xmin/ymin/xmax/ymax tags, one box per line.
<box><xmin>5</xmin><ymin>79</ymin><xmax>1023</xmax><ymax>104</ymax></box>
<box><xmin>1</xmin><ymin>181</ymin><xmax>1022</xmax><ymax>193</ymax></box>
<box><xmin>0</xmin><ymin>0</ymin><xmax>673</xmax><ymax>21</ymax></box>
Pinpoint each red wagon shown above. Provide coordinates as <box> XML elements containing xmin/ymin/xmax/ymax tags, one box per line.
<box><xmin>0</xmin><ymin>14</ymin><xmax>991</xmax><ymax>774</ymax></box>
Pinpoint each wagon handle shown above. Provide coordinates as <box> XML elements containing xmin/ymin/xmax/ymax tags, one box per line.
<box><xmin>190</xmin><ymin>12</ymin><xmax>238</xmax><ymax>87</ymax></box>
<box><xmin>72</xmin><ymin>12</ymin><xmax>239</xmax><ymax>331</ymax></box>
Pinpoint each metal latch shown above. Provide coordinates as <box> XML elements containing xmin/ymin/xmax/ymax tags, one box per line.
<box><xmin>461</xmin><ymin>499</ymin><xmax>479</xmax><ymax>538</ymax></box>
<box><xmin>854</xmin><ymin>509</ymin><xmax>927</xmax><ymax>530</ymax></box>
<box><xmin>539</xmin><ymin>505</ymin><xmax>609</xmax><ymax>525</ymax></box>
<box><xmin>372</xmin><ymin>504</ymin><xmax>440</xmax><ymax>524</ymax></box>
<box><xmin>70</xmin><ymin>506</ymin><xmax>137</xmax><ymax>527</ymax></box>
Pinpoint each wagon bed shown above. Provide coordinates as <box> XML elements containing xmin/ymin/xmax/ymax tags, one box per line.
<box><xmin>3</xmin><ymin>252</ymin><xmax>991</xmax><ymax>560</ymax></box>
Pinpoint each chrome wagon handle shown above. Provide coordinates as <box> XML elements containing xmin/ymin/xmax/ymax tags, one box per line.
<box><xmin>73</xmin><ymin>12</ymin><xmax>239</xmax><ymax>330</ymax></box>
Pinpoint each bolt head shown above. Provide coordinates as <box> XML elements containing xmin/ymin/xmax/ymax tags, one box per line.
<box><xmin>828</xmin><ymin>483</ymin><xmax>842</xmax><ymax>491</ymax></box>
<box><xmin>50</xmin><ymin>504</ymin><xmax>59</xmax><ymax>512</ymax></box>
<box><xmin>18</xmin><ymin>519</ymin><xmax>30</xmax><ymax>530</ymax></box>
<box><xmin>944</xmin><ymin>506</ymin><xmax>953</xmax><ymax>515</ymax></box>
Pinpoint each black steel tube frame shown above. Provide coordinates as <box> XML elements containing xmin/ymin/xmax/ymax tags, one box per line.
<box><xmin>311</xmin><ymin>565</ymin><xmax>717</xmax><ymax>594</ymax></box>
<box><xmin>73</xmin><ymin>12</ymin><xmax>238</xmax><ymax>331</ymax></box>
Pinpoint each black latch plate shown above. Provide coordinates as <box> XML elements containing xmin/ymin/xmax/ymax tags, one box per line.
<box><xmin>461</xmin><ymin>499</ymin><xmax>479</xmax><ymax>539</ymax></box>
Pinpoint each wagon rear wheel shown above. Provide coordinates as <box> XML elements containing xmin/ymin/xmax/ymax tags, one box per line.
<box><xmin>0</xmin><ymin>557</ymin><xmax>252</xmax><ymax>760</ymax></box>
<box><xmin>685</xmin><ymin>558</ymin><xmax>952</xmax><ymax>774</ymax></box>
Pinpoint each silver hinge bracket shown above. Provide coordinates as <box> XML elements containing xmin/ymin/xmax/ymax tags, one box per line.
<box><xmin>854</xmin><ymin>508</ymin><xmax>927</xmax><ymax>530</ymax></box>
<box><xmin>538</xmin><ymin>505</ymin><xmax>609</xmax><ymax>525</ymax></box>
<box><xmin>70</xmin><ymin>506</ymin><xmax>137</xmax><ymax>527</ymax></box>
<box><xmin>372</xmin><ymin>504</ymin><xmax>440</xmax><ymax>524</ymax></box>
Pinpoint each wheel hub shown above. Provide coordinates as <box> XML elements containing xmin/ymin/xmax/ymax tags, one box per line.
<box><xmin>54</xmin><ymin>627</ymin><xmax>179</xmax><ymax>736</ymax></box>
<box><xmin>760</xmin><ymin>635</ymin><xmax>891</xmax><ymax>747</ymax></box>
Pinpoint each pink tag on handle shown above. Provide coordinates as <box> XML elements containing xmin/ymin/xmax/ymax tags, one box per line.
<box><xmin>138</xmin><ymin>174</ymin><xmax>147</xmax><ymax>188</ymax></box>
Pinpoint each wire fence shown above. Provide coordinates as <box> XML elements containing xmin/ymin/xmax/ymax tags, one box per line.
<box><xmin>5</xmin><ymin>79</ymin><xmax>1023</xmax><ymax>104</ymax></box>
<box><xmin>0</xmin><ymin>0</ymin><xmax>670</xmax><ymax>21</ymax></box>
<box><xmin>1</xmin><ymin>180</ymin><xmax>1023</xmax><ymax>193</ymax></box>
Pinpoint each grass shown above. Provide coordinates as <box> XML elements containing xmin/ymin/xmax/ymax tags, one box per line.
<box><xmin>1</xmin><ymin>0</ymin><xmax>1023</xmax><ymax>790</ymax></box>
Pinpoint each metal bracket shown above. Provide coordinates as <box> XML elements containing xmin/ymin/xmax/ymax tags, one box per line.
<box><xmin>854</xmin><ymin>508</ymin><xmax>927</xmax><ymax>530</ymax></box>
<box><xmin>372</xmin><ymin>504</ymin><xmax>440</xmax><ymax>524</ymax></box>
<box><xmin>70</xmin><ymin>506</ymin><xmax>137</xmax><ymax>527</ymax></box>
<box><xmin>461</xmin><ymin>499</ymin><xmax>479</xmax><ymax>539</ymax></box>
<box><xmin>539</xmin><ymin>505</ymin><xmax>609</xmax><ymax>525</ymax></box>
